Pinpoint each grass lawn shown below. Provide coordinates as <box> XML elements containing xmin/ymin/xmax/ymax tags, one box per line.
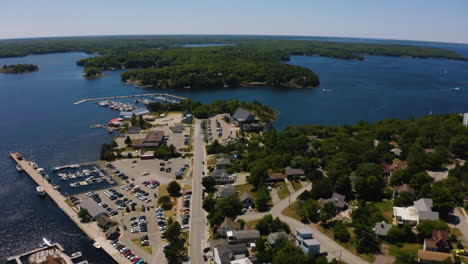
<box><xmin>291</xmin><ymin>181</ymin><xmax>302</xmax><ymax>191</ymax></box>
<box><xmin>183</xmin><ymin>184</ymin><xmax>192</xmax><ymax>193</ymax></box>
<box><xmin>281</xmin><ymin>201</ymin><xmax>302</xmax><ymax>222</ymax></box>
<box><xmin>131</xmin><ymin>238</ymin><xmax>153</xmax><ymax>254</ymax></box>
<box><xmin>316</xmin><ymin>224</ymin><xmax>375</xmax><ymax>262</ymax></box>
<box><xmin>389</xmin><ymin>243</ymin><xmax>421</xmax><ymax>257</ymax></box>
<box><xmin>245</xmin><ymin>219</ymin><xmax>261</xmax><ymax>229</ymax></box>
<box><xmin>374</xmin><ymin>201</ymin><xmax>394</xmax><ymax>223</ymax></box>
<box><xmin>235</xmin><ymin>183</ymin><xmax>256</xmax><ymax>198</ymax></box>
<box><xmin>207</xmin><ymin>156</ymin><xmax>216</xmax><ymax>167</ymax></box>
<box><xmin>277</xmin><ymin>182</ymin><xmax>290</xmax><ymax>200</ymax></box>
<box><xmin>159</xmin><ymin>184</ymin><xmax>169</xmax><ymax>197</ymax></box>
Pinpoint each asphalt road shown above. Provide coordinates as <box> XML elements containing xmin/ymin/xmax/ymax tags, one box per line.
<box><xmin>188</xmin><ymin>119</ymin><xmax>207</xmax><ymax>264</ymax></box>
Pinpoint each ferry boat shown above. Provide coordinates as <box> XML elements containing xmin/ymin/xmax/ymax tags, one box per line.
<box><xmin>36</xmin><ymin>186</ymin><xmax>46</xmax><ymax>196</ymax></box>
<box><xmin>16</xmin><ymin>164</ymin><xmax>24</xmax><ymax>172</ymax></box>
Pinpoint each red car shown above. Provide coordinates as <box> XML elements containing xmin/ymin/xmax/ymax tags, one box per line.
<box><xmin>132</xmin><ymin>258</ymin><xmax>141</xmax><ymax>263</ymax></box>
<box><xmin>124</xmin><ymin>251</ymin><xmax>132</xmax><ymax>257</ymax></box>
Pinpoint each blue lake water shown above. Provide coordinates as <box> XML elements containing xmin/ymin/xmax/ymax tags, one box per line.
<box><xmin>0</xmin><ymin>37</ymin><xmax>468</xmax><ymax>262</ymax></box>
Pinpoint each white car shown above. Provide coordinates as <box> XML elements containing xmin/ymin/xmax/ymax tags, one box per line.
<box><xmin>182</xmin><ymin>224</ymin><xmax>189</xmax><ymax>229</ymax></box>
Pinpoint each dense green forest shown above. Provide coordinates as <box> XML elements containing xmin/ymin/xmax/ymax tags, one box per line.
<box><xmin>148</xmin><ymin>99</ymin><xmax>277</xmax><ymax>121</ymax></box>
<box><xmin>0</xmin><ymin>64</ymin><xmax>38</xmax><ymax>73</ymax></box>
<box><xmin>83</xmin><ymin>66</ymin><xmax>103</xmax><ymax>79</ymax></box>
<box><xmin>1</xmin><ymin>36</ymin><xmax>466</xmax><ymax>89</ymax></box>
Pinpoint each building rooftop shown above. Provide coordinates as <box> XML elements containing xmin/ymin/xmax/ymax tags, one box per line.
<box><xmin>232</xmin><ymin>108</ymin><xmax>256</xmax><ymax>122</ymax></box>
<box><xmin>80</xmin><ymin>198</ymin><xmax>107</xmax><ymax>219</ymax></box>
<box><xmin>285</xmin><ymin>167</ymin><xmax>305</xmax><ymax>176</ymax></box>
<box><xmin>268</xmin><ymin>172</ymin><xmax>286</xmax><ymax>180</ymax></box>
<box><xmin>418</xmin><ymin>250</ymin><xmax>454</xmax><ymax>262</ymax></box>
<box><xmin>217</xmin><ymin>184</ymin><xmax>237</xmax><ymax>198</ymax></box>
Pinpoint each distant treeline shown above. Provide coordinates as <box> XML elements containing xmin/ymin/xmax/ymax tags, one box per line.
<box><xmin>1</xmin><ymin>64</ymin><xmax>38</xmax><ymax>74</ymax></box>
<box><xmin>1</xmin><ymin>36</ymin><xmax>466</xmax><ymax>89</ymax></box>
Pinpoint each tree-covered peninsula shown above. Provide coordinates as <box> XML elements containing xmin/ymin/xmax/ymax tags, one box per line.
<box><xmin>0</xmin><ymin>64</ymin><xmax>38</xmax><ymax>74</ymax></box>
<box><xmin>83</xmin><ymin>66</ymin><xmax>103</xmax><ymax>79</ymax></box>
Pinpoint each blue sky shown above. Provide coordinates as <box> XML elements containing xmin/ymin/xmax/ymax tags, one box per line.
<box><xmin>2</xmin><ymin>0</ymin><xmax>468</xmax><ymax>43</ymax></box>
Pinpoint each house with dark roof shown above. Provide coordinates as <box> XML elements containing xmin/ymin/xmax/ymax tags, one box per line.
<box><xmin>239</xmin><ymin>193</ymin><xmax>254</xmax><ymax>209</ymax></box>
<box><xmin>227</xmin><ymin>230</ymin><xmax>260</xmax><ymax>244</ymax></box>
<box><xmin>97</xmin><ymin>215</ymin><xmax>112</xmax><ymax>230</ymax></box>
<box><xmin>267</xmin><ymin>232</ymin><xmax>289</xmax><ymax>247</ymax></box>
<box><xmin>213</xmin><ymin>244</ymin><xmax>248</xmax><ymax>264</ymax></box>
<box><xmin>285</xmin><ymin>167</ymin><xmax>306</xmax><ymax>180</ymax></box>
<box><xmin>79</xmin><ymin>198</ymin><xmax>108</xmax><ymax>220</ymax></box>
<box><xmin>424</xmin><ymin>230</ymin><xmax>451</xmax><ymax>252</ymax></box>
<box><xmin>267</xmin><ymin>172</ymin><xmax>286</xmax><ymax>182</ymax></box>
<box><xmin>218</xmin><ymin>217</ymin><xmax>241</xmax><ymax>237</ymax></box>
<box><xmin>216</xmin><ymin>184</ymin><xmax>237</xmax><ymax>199</ymax></box>
<box><xmin>133</xmin><ymin>131</ymin><xmax>165</xmax><ymax>148</ymax></box>
<box><xmin>216</xmin><ymin>158</ymin><xmax>232</xmax><ymax>169</ymax></box>
<box><xmin>230</xmin><ymin>108</ymin><xmax>262</xmax><ymax>132</ymax></box>
<box><xmin>374</xmin><ymin>221</ymin><xmax>393</xmax><ymax>237</ymax></box>
<box><xmin>318</xmin><ymin>193</ymin><xmax>347</xmax><ymax>210</ymax></box>
<box><xmin>128</xmin><ymin>125</ymin><xmax>141</xmax><ymax>134</ymax></box>
<box><xmin>393</xmin><ymin>184</ymin><xmax>416</xmax><ymax>198</ymax></box>
<box><xmin>211</xmin><ymin>169</ymin><xmax>234</xmax><ymax>185</ymax></box>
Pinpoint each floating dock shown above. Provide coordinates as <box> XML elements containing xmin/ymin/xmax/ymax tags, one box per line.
<box><xmin>9</xmin><ymin>153</ymin><xmax>129</xmax><ymax>264</ymax></box>
<box><xmin>73</xmin><ymin>92</ymin><xmax>188</xmax><ymax>105</ymax></box>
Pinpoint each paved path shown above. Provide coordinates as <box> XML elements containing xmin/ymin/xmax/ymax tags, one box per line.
<box><xmin>238</xmin><ymin>183</ymin><xmax>369</xmax><ymax>264</ymax></box>
<box><xmin>270</xmin><ymin>188</ymin><xmax>280</xmax><ymax>205</ymax></box>
<box><xmin>188</xmin><ymin>119</ymin><xmax>207</xmax><ymax>264</ymax></box>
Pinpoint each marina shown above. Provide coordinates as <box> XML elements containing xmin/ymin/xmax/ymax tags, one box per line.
<box><xmin>8</xmin><ymin>152</ymin><xmax>129</xmax><ymax>264</ymax></box>
<box><xmin>73</xmin><ymin>93</ymin><xmax>188</xmax><ymax>105</ymax></box>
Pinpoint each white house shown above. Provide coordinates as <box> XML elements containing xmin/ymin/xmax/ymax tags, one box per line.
<box><xmin>295</xmin><ymin>228</ymin><xmax>320</xmax><ymax>255</ymax></box>
<box><xmin>393</xmin><ymin>198</ymin><xmax>439</xmax><ymax>225</ymax></box>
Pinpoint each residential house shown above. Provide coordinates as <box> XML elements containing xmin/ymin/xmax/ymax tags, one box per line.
<box><xmin>218</xmin><ymin>217</ymin><xmax>241</xmax><ymax>237</ymax></box>
<box><xmin>318</xmin><ymin>192</ymin><xmax>347</xmax><ymax>210</ymax></box>
<box><xmin>227</xmin><ymin>230</ymin><xmax>260</xmax><ymax>244</ymax></box>
<box><xmin>295</xmin><ymin>228</ymin><xmax>320</xmax><ymax>255</ymax></box>
<box><xmin>239</xmin><ymin>193</ymin><xmax>254</xmax><ymax>209</ymax></box>
<box><xmin>392</xmin><ymin>184</ymin><xmax>416</xmax><ymax>198</ymax></box>
<box><xmin>393</xmin><ymin>198</ymin><xmax>439</xmax><ymax>225</ymax></box>
<box><xmin>266</xmin><ymin>172</ymin><xmax>286</xmax><ymax>183</ymax></box>
<box><xmin>382</xmin><ymin>160</ymin><xmax>407</xmax><ymax>175</ymax></box>
<box><xmin>216</xmin><ymin>158</ymin><xmax>232</xmax><ymax>169</ymax></box>
<box><xmin>374</xmin><ymin>221</ymin><xmax>393</xmax><ymax>237</ymax></box>
<box><xmin>212</xmin><ymin>169</ymin><xmax>234</xmax><ymax>185</ymax></box>
<box><xmin>390</xmin><ymin>148</ymin><xmax>402</xmax><ymax>156</ymax></box>
<box><xmin>267</xmin><ymin>232</ymin><xmax>289</xmax><ymax>247</ymax></box>
<box><xmin>285</xmin><ymin>167</ymin><xmax>306</xmax><ymax>180</ymax></box>
<box><xmin>213</xmin><ymin>244</ymin><xmax>249</xmax><ymax>264</ymax></box>
<box><xmin>96</xmin><ymin>215</ymin><xmax>112</xmax><ymax>230</ymax></box>
<box><xmin>418</xmin><ymin>250</ymin><xmax>454</xmax><ymax>264</ymax></box>
<box><xmin>127</xmin><ymin>125</ymin><xmax>141</xmax><ymax>134</ymax></box>
<box><xmin>424</xmin><ymin>230</ymin><xmax>451</xmax><ymax>252</ymax></box>
<box><xmin>230</xmin><ymin>108</ymin><xmax>262</xmax><ymax>132</ymax></box>
<box><xmin>133</xmin><ymin>131</ymin><xmax>165</xmax><ymax>148</ymax></box>
<box><xmin>79</xmin><ymin>198</ymin><xmax>108</xmax><ymax>220</ymax></box>
<box><xmin>216</xmin><ymin>184</ymin><xmax>237</xmax><ymax>199</ymax></box>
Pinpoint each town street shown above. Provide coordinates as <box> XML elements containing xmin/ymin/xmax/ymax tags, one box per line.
<box><xmin>239</xmin><ymin>183</ymin><xmax>370</xmax><ymax>264</ymax></box>
<box><xmin>188</xmin><ymin>119</ymin><xmax>207</xmax><ymax>264</ymax></box>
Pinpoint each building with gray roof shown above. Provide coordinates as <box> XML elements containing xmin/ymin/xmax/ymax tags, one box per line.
<box><xmin>267</xmin><ymin>232</ymin><xmax>289</xmax><ymax>246</ymax></box>
<box><xmin>79</xmin><ymin>198</ymin><xmax>108</xmax><ymax>220</ymax></box>
<box><xmin>213</xmin><ymin>244</ymin><xmax>248</xmax><ymax>264</ymax></box>
<box><xmin>374</xmin><ymin>221</ymin><xmax>393</xmax><ymax>237</ymax></box>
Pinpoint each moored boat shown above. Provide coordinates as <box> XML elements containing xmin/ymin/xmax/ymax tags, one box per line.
<box><xmin>93</xmin><ymin>242</ymin><xmax>101</xmax><ymax>249</ymax></box>
<box><xmin>16</xmin><ymin>164</ymin><xmax>24</xmax><ymax>172</ymax></box>
<box><xmin>36</xmin><ymin>186</ymin><xmax>46</xmax><ymax>196</ymax></box>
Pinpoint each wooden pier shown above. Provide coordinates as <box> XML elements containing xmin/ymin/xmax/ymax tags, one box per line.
<box><xmin>9</xmin><ymin>153</ymin><xmax>129</xmax><ymax>264</ymax></box>
<box><xmin>73</xmin><ymin>92</ymin><xmax>188</xmax><ymax>105</ymax></box>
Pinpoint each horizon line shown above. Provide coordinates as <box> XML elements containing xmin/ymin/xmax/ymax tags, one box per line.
<box><xmin>1</xmin><ymin>33</ymin><xmax>467</xmax><ymax>46</ymax></box>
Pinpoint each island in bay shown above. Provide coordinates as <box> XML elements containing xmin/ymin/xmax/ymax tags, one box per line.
<box><xmin>0</xmin><ymin>64</ymin><xmax>38</xmax><ymax>74</ymax></box>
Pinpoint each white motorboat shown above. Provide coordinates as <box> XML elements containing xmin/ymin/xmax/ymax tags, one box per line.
<box><xmin>16</xmin><ymin>164</ymin><xmax>24</xmax><ymax>172</ymax></box>
<box><xmin>36</xmin><ymin>186</ymin><xmax>46</xmax><ymax>196</ymax></box>
<box><xmin>93</xmin><ymin>242</ymin><xmax>101</xmax><ymax>249</ymax></box>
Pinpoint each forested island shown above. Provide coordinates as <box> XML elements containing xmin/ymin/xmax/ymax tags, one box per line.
<box><xmin>1</xmin><ymin>36</ymin><xmax>467</xmax><ymax>89</ymax></box>
<box><xmin>0</xmin><ymin>64</ymin><xmax>38</xmax><ymax>74</ymax></box>
<box><xmin>83</xmin><ymin>66</ymin><xmax>103</xmax><ymax>79</ymax></box>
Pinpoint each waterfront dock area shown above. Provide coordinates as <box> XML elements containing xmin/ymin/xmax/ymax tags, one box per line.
<box><xmin>7</xmin><ymin>243</ymin><xmax>64</xmax><ymax>263</ymax></box>
<box><xmin>9</xmin><ymin>152</ymin><xmax>129</xmax><ymax>264</ymax></box>
<box><xmin>73</xmin><ymin>93</ymin><xmax>188</xmax><ymax>105</ymax></box>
